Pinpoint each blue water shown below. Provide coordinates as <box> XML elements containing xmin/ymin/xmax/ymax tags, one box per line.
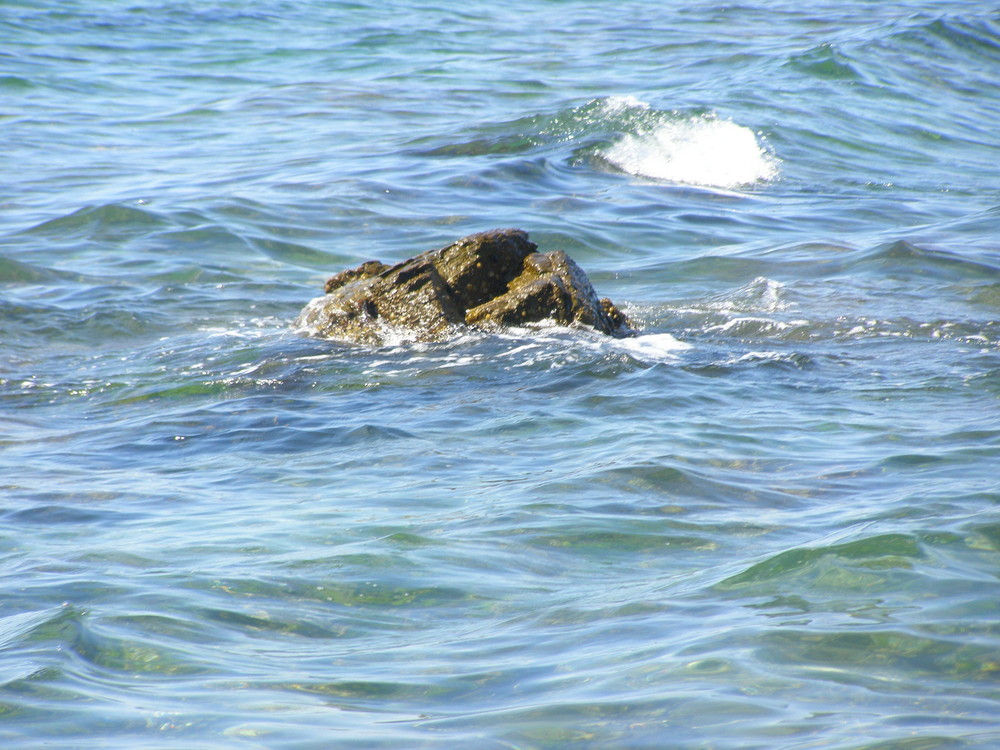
<box><xmin>3</xmin><ymin>1</ymin><xmax>1000</xmax><ymax>748</ymax></box>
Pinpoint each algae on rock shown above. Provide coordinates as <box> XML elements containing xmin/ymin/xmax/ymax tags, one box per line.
<box><xmin>295</xmin><ymin>228</ymin><xmax>631</xmax><ymax>345</ymax></box>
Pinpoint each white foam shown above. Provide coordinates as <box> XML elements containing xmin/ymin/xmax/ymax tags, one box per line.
<box><xmin>615</xmin><ymin>332</ymin><xmax>692</xmax><ymax>362</ymax></box>
<box><xmin>602</xmin><ymin>114</ymin><xmax>780</xmax><ymax>189</ymax></box>
<box><xmin>710</xmin><ymin>316</ymin><xmax>791</xmax><ymax>334</ymax></box>
<box><xmin>598</xmin><ymin>94</ymin><xmax>650</xmax><ymax>115</ymax></box>
<box><xmin>754</xmin><ymin>277</ymin><xmax>788</xmax><ymax>312</ymax></box>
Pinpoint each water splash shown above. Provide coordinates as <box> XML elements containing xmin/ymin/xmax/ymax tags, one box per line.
<box><xmin>615</xmin><ymin>332</ymin><xmax>692</xmax><ymax>362</ymax></box>
<box><xmin>595</xmin><ymin>94</ymin><xmax>650</xmax><ymax>116</ymax></box>
<box><xmin>419</xmin><ymin>96</ymin><xmax>780</xmax><ymax>192</ymax></box>
<box><xmin>601</xmin><ymin>111</ymin><xmax>780</xmax><ymax>189</ymax></box>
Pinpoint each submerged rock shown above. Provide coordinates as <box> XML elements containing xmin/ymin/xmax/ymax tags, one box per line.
<box><xmin>295</xmin><ymin>229</ymin><xmax>631</xmax><ymax>345</ymax></box>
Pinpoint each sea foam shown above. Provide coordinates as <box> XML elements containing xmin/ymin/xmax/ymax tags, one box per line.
<box><xmin>602</xmin><ymin>111</ymin><xmax>780</xmax><ymax>189</ymax></box>
<box><xmin>614</xmin><ymin>332</ymin><xmax>691</xmax><ymax>360</ymax></box>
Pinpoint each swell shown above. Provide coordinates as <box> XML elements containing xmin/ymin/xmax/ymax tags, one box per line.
<box><xmin>654</xmin><ymin>238</ymin><xmax>1000</xmax><ymax>286</ymax></box>
<box><xmin>410</xmin><ymin>96</ymin><xmax>780</xmax><ymax>190</ymax></box>
<box><xmin>704</xmin><ymin>524</ymin><xmax>1000</xmax><ymax>699</ymax></box>
<box><xmin>774</xmin><ymin>9</ymin><xmax>1000</xmax><ymax>194</ymax></box>
<box><xmin>6</xmin><ymin>200</ymin><xmax>346</xmax><ymax>272</ymax></box>
<box><xmin>629</xmin><ymin>238</ymin><xmax>1000</xmax><ymax>351</ymax></box>
<box><xmin>886</xmin><ymin>13</ymin><xmax>1000</xmax><ymax>67</ymax></box>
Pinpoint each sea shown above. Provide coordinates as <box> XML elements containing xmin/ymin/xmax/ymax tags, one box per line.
<box><xmin>2</xmin><ymin>1</ymin><xmax>999</xmax><ymax>748</ymax></box>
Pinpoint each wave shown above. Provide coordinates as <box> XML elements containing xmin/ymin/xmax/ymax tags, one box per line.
<box><xmin>0</xmin><ymin>605</ymin><xmax>77</xmax><ymax>652</ymax></box>
<box><xmin>598</xmin><ymin>107</ymin><xmax>781</xmax><ymax>189</ymax></box>
<box><xmin>0</xmin><ymin>255</ymin><xmax>78</xmax><ymax>284</ymax></box>
<box><xmin>888</xmin><ymin>13</ymin><xmax>1000</xmax><ymax>64</ymax></box>
<box><xmin>321</xmin><ymin>323</ymin><xmax>693</xmax><ymax>373</ymax></box>
<box><xmin>614</xmin><ymin>332</ymin><xmax>692</xmax><ymax>362</ymax></box>
<box><xmin>15</xmin><ymin>202</ymin><xmax>170</xmax><ymax>241</ymax></box>
<box><xmin>415</xmin><ymin>95</ymin><xmax>781</xmax><ymax>190</ymax></box>
<box><xmin>784</xmin><ymin>43</ymin><xmax>866</xmax><ymax>82</ymax></box>
<box><xmin>853</xmin><ymin>239</ymin><xmax>1000</xmax><ymax>282</ymax></box>
<box><xmin>717</xmin><ymin>532</ymin><xmax>925</xmax><ymax>591</ymax></box>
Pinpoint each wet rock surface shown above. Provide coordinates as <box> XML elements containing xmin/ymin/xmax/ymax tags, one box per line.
<box><xmin>295</xmin><ymin>229</ymin><xmax>631</xmax><ymax>345</ymax></box>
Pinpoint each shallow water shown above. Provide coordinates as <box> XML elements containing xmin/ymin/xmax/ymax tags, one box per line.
<box><xmin>3</xmin><ymin>1</ymin><xmax>1000</xmax><ymax>748</ymax></box>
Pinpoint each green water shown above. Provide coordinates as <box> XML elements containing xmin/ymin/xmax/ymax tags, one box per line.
<box><xmin>2</xmin><ymin>1</ymin><xmax>1000</xmax><ymax>748</ymax></box>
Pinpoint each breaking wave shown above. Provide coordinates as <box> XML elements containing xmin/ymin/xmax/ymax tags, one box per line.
<box><xmin>416</xmin><ymin>95</ymin><xmax>780</xmax><ymax>190</ymax></box>
<box><xmin>600</xmin><ymin>106</ymin><xmax>781</xmax><ymax>189</ymax></box>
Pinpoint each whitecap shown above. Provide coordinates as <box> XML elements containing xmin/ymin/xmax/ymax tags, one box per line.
<box><xmin>602</xmin><ymin>113</ymin><xmax>780</xmax><ymax>189</ymax></box>
<box><xmin>597</xmin><ymin>94</ymin><xmax>650</xmax><ymax>115</ymax></box>
<box><xmin>614</xmin><ymin>332</ymin><xmax>692</xmax><ymax>362</ymax></box>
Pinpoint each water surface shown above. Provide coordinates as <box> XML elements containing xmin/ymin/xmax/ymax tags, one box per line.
<box><xmin>2</xmin><ymin>1</ymin><xmax>1000</xmax><ymax>748</ymax></box>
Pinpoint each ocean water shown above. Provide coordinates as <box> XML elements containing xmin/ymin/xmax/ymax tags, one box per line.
<box><xmin>2</xmin><ymin>1</ymin><xmax>1000</xmax><ymax>747</ymax></box>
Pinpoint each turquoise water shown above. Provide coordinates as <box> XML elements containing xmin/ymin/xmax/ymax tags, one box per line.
<box><xmin>2</xmin><ymin>1</ymin><xmax>1000</xmax><ymax>747</ymax></box>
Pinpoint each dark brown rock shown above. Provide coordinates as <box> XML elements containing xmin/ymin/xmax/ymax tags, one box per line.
<box><xmin>295</xmin><ymin>229</ymin><xmax>631</xmax><ymax>345</ymax></box>
<box><xmin>433</xmin><ymin>228</ymin><xmax>537</xmax><ymax>309</ymax></box>
<box><xmin>296</xmin><ymin>256</ymin><xmax>464</xmax><ymax>346</ymax></box>
<box><xmin>465</xmin><ymin>250</ymin><xmax>625</xmax><ymax>333</ymax></box>
<box><xmin>323</xmin><ymin>260</ymin><xmax>390</xmax><ymax>294</ymax></box>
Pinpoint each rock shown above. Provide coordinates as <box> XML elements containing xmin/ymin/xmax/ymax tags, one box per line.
<box><xmin>323</xmin><ymin>260</ymin><xmax>390</xmax><ymax>294</ymax></box>
<box><xmin>295</xmin><ymin>229</ymin><xmax>631</xmax><ymax>345</ymax></box>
